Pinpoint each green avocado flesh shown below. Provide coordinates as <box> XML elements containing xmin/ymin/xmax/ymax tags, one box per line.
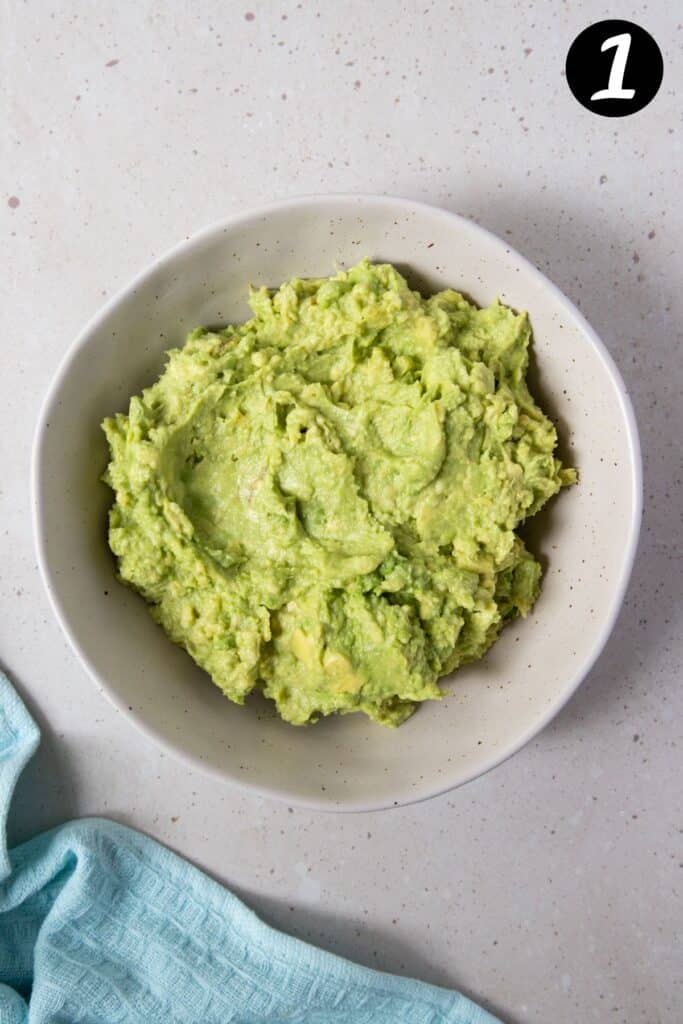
<box><xmin>103</xmin><ymin>260</ymin><xmax>575</xmax><ymax>727</ymax></box>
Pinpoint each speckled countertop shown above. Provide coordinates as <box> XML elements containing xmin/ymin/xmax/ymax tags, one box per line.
<box><xmin>2</xmin><ymin>2</ymin><xmax>681</xmax><ymax>1021</ymax></box>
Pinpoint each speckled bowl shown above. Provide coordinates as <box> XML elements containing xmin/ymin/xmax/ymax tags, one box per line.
<box><xmin>32</xmin><ymin>195</ymin><xmax>641</xmax><ymax>811</ymax></box>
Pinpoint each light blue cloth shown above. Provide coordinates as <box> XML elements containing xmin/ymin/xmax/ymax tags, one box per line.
<box><xmin>0</xmin><ymin>673</ymin><xmax>500</xmax><ymax>1024</ymax></box>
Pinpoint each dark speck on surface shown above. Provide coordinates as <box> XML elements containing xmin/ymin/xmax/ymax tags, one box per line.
<box><xmin>7</xmin><ymin>196</ymin><xmax>20</xmax><ymax>208</ymax></box>
<box><xmin>599</xmin><ymin>174</ymin><xmax>608</xmax><ymax>184</ymax></box>
<box><xmin>105</xmin><ymin>58</ymin><xmax>119</xmax><ymax>67</ymax></box>
<box><xmin>244</xmin><ymin>11</ymin><xmax>255</xmax><ymax>20</ymax></box>
<box><xmin>648</xmin><ymin>229</ymin><xmax>656</xmax><ymax>239</ymax></box>
<box><xmin>524</xmin><ymin>47</ymin><xmax>532</xmax><ymax>57</ymax></box>
<box><xmin>632</xmin><ymin>251</ymin><xmax>640</xmax><ymax>264</ymax></box>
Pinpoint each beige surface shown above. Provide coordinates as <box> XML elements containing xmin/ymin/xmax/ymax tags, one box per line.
<box><xmin>2</xmin><ymin>1</ymin><xmax>680</xmax><ymax>1021</ymax></box>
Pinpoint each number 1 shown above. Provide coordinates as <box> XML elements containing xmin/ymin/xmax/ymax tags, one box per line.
<box><xmin>590</xmin><ymin>33</ymin><xmax>636</xmax><ymax>101</ymax></box>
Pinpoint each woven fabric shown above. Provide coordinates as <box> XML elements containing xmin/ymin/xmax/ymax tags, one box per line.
<box><xmin>0</xmin><ymin>672</ymin><xmax>500</xmax><ymax>1023</ymax></box>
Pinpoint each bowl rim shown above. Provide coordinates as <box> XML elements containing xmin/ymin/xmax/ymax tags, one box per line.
<box><xmin>31</xmin><ymin>193</ymin><xmax>643</xmax><ymax>812</ymax></box>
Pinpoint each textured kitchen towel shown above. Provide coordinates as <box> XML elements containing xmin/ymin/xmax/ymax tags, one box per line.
<box><xmin>0</xmin><ymin>672</ymin><xmax>500</xmax><ymax>1024</ymax></box>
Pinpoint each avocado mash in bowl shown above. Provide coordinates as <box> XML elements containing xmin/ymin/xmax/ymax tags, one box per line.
<box><xmin>33</xmin><ymin>196</ymin><xmax>640</xmax><ymax>808</ymax></box>
<box><xmin>102</xmin><ymin>260</ymin><xmax>575</xmax><ymax>727</ymax></box>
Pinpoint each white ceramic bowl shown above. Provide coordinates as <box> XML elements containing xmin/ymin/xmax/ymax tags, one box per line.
<box><xmin>33</xmin><ymin>195</ymin><xmax>641</xmax><ymax>811</ymax></box>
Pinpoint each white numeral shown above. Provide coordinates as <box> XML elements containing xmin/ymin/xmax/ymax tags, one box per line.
<box><xmin>590</xmin><ymin>33</ymin><xmax>636</xmax><ymax>101</ymax></box>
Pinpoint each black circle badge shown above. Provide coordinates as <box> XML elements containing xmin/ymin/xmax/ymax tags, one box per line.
<box><xmin>566</xmin><ymin>20</ymin><xmax>663</xmax><ymax>117</ymax></box>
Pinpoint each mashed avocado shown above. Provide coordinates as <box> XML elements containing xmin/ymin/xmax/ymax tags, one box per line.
<box><xmin>103</xmin><ymin>260</ymin><xmax>575</xmax><ymax>726</ymax></box>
